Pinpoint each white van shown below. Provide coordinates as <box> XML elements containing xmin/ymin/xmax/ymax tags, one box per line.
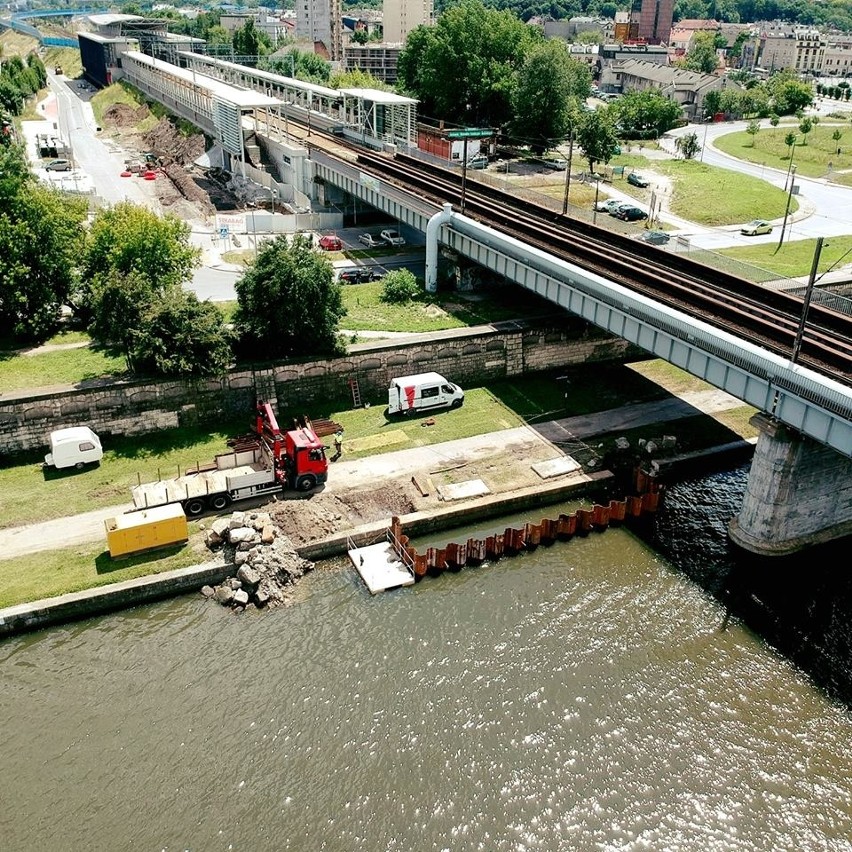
<box><xmin>44</xmin><ymin>427</ymin><xmax>103</xmax><ymax>470</ymax></box>
<box><xmin>388</xmin><ymin>372</ymin><xmax>464</xmax><ymax>415</ymax></box>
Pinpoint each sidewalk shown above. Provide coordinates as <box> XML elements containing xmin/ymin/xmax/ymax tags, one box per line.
<box><xmin>0</xmin><ymin>389</ymin><xmax>745</xmax><ymax>561</ymax></box>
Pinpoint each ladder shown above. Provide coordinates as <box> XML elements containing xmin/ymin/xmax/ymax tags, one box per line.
<box><xmin>349</xmin><ymin>376</ymin><xmax>362</xmax><ymax>408</ymax></box>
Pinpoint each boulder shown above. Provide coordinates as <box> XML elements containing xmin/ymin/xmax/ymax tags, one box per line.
<box><xmin>200</xmin><ymin>585</ymin><xmax>215</xmax><ymax>598</ymax></box>
<box><xmin>229</xmin><ymin>527</ymin><xmax>255</xmax><ymax>544</ymax></box>
<box><xmin>261</xmin><ymin>525</ymin><xmax>275</xmax><ymax>544</ymax></box>
<box><xmin>233</xmin><ymin>589</ymin><xmax>250</xmax><ymax>606</ymax></box>
<box><xmin>211</xmin><ymin>517</ymin><xmax>231</xmax><ymax>538</ymax></box>
<box><xmin>228</xmin><ymin>577</ymin><xmax>242</xmax><ymax>591</ymax></box>
<box><xmin>205</xmin><ymin>529</ymin><xmax>223</xmax><ymax>549</ymax></box>
<box><xmin>662</xmin><ymin>435</ymin><xmax>677</xmax><ymax>449</ymax></box>
<box><xmin>234</xmin><ymin>550</ymin><xmax>249</xmax><ymax>566</ymax></box>
<box><xmin>214</xmin><ymin>585</ymin><xmax>235</xmax><ymax>605</ymax></box>
<box><xmin>254</xmin><ymin>588</ymin><xmax>270</xmax><ymax>607</ymax></box>
<box><xmin>237</xmin><ymin>565</ymin><xmax>261</xmax><ymax>588</ymax></box>
<box><xmin>228</xmin><ymin>511</ymin><xmax>246</xmax><ymax>530</ymax></box>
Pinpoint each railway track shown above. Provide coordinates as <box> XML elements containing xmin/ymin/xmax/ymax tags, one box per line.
<box><xmin>351</xmin><ymin>149</ymin><xmax>852</xmax><ymax>381</ymax></box>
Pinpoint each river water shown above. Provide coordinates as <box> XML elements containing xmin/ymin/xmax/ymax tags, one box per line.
<box><xmin>2</xmin><ymin>466</ymin><xmax>851</xmax><ymax>852</ymax></box>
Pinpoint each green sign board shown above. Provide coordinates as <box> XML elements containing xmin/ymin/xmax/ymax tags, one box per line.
<box><xmin>446</xmin><ymin>128</ymin><xmax>492</xmax><ymax>139</ymax></box>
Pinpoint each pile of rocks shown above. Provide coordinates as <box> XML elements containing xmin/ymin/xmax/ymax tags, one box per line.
<box><xmin>200</xmin><ymin>510</ymin><xmax>314</xmax><ymax>612</ymax></box>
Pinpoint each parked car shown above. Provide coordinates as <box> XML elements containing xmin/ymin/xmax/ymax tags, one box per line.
<box><xmin>358</xmin><ymin>233</ymin><xmax>386</xmax><ymax>248</ymax></box>
<box><xmin>466</xmin><ymin>155</ymin><xmax>489</xmax><ymax>170</ymax></box>
<box><xmin>45</xmin><ymin>159</ymin><xmax>71</xmax><ymax>171</ymax></box>
<box><xmin>612</xmin><ymin>205</ymin><xmax>648</xmax><ymax>222</ymax></box>
<box><xmin>338</xmin><ymin>268</ymin><xmax>379</xmax><ymax>284</ymax></box>
<box><xmin>627</xmin><ymin>172</ymin><xmax>650</xmax><ymax>188</ymax></box>
<box><xmin>633</xmin><ymin>230</ymin><xmax>671</xmax><ymax>245</ymax></box>
<box><xmin>541</xmin><ymin>158</ymin><xmax>568</xmax><ymax>171</ymax></box>
<box><xmin>380</xmin><ymin>229</ymin><xmax>406</xmax><ymax>246</ymax></box>
<box><xmin>595</xmin><ymin>198</ymin><xmax>624</xmax><ymax>214</ymax></box>
<box><xmin>318</xmin><ymin>234</ymin><xmax>343</xmax><ymax>251</ymax></box>
<box><xmin>607</xmin><ymin>202</ymin><xmax>634</xmax><ymax>217</ymax></box>
<box><xmin>741</xmin><ymin>219</ymin><xmax>773</xmax><ymax>236</ymax></box>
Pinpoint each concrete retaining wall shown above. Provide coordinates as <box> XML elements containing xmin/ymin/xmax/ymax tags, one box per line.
<box><xmin>0</xmin><ymin>321</ymin><xmax>632</xmax><ymax>455</ymax></box>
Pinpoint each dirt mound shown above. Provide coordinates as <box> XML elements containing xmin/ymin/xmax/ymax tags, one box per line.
<box><xmin>144</xmin><ymin>118</ymin><xmax>205</xmax><ymax>166</ymax></box>
<box><xmin>162</xmin><ymin>162</ymin><xmax>215</xmax><ymax>214</ymax></box>
<box><xmin>267</xmin><ymin>483</ymin><xmax>416</xmax><ymax>546</ymax></box>
<box><xmin>103</xmin><ymin>103</ymin><xmax>149</xmax><ymax>127</ymax></box>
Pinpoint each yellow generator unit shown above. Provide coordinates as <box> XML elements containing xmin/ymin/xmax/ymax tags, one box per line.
<box><xmin>105</xmin><ymin>504</ymin><xmax>189</xmax><ymax>558</ymax></box>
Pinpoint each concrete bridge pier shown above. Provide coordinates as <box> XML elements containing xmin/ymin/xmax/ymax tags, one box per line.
<box><xmin>729</xmin><ymin>413</ymin><xmax>852</xmax><ymax>555</ymax></box>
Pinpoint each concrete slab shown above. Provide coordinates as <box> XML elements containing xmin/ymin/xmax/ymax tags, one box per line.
<box><xmin>349</xmin><ymin>542</ymin><xmax>414</xmax><ymax>594</ymax></box>
<box><xmin>439</xmin><ymin>479</ymin><xmax>490</xmax><ymax>501</ymax></box>
<box><xmin>532</xmin><ymin>456</ymin><xmax>582</xmax><ymax>479</ymax></box>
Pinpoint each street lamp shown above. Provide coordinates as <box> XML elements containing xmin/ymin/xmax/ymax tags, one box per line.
<box><xmin>270</xmin><ymin>187</ymin><xmax>278</xmax><ymax>215</ymax></box>
<box><xmin>775</xmin><ymin>164</ymin><xmax>797</xmax><ymax>252</ymax></box>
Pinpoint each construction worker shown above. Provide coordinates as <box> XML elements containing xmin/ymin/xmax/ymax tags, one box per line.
<box><xmin>333</xmin><ymin>430</ymin><xmax>344</xmax><ymax>460</ymax></box>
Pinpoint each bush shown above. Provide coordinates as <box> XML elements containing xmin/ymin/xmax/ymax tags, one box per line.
<box><xmin>380</xmin><ymin>270</ymin><xmax>419</xmax><ymax>304</ymax></box>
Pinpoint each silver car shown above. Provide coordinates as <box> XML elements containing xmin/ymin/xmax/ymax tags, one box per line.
<box><xmin>358</xmin><ymin>233</ymin><xmax>386</xmax><ymax>248</ymax></box>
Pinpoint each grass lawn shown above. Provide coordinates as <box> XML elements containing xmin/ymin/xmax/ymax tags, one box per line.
<box><xmin>713</xmin><ymin>125</ymin><xmax>852</xmax><ymax>179</ymax></box>
<box><xmin>0</xmin><ymin>345</ymin><xmax>127</xmax><ymax>393</ymax></box>
<box><xmin>0</xmin><ymin>416</ymin><xmax>248</xmax><ymax>530</ymax></box>
<box><xmin>606</xmin><ymin>154</ymin><xmax>796</xmax><ymax>225</ymax></box>
<box><xmin>719</xmin><ymin>235</ymin><xmax>852</xmax><ymax>278</ymax></box>
<box><xmin>0</xmin><ymin>533</ymin><xmax>209</xmax><ymax>610</ymax></box>
<box><xmin>44</xmin><ymin>46</ymin><xmax>83</xmax><ymax>79</ymax></box>
<box><xmin>91</xmin><ymin>82</ymin><xmax>159</xmax><ymax>133</ymax></box>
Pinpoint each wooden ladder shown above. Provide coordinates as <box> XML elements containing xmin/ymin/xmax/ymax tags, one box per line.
<box><xmin>349</xmin><ymin>376</ymin><xmax>362</xmax><ymax>408</ymax></box>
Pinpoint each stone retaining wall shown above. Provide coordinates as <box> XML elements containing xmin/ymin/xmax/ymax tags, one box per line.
<box><xmin>0</xmin><ymin>320</ymin><xmax>633</xmax><ymax>455</ymax></box>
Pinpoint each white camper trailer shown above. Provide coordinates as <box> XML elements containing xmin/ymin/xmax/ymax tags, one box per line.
<box><xmin>44</xmin><ymin>427</ymin><xmax>103</xmax><ymax>470</ymax></box>
<box><xmin>388</xmin><ymin>372</ymin><xmax>465</xmax><ymax>415</ymax></box>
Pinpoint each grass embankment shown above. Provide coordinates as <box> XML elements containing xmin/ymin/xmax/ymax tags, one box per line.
<box><xmin>719</xmin><ymin>235</ymin><xmax>852</xmax><ymax>278</ymax></box>
<box><xmin>0</xmin><ymin>343</ymin><xmax>126</xmax><ymax>393</ymax></box>
<box><xmin>44</xmin><ymin>46</ymin><xmax>83</xmax><ymax>79</ymax></box>
<box><xmin>0</xmin><ymin>29</ymin><xmax>38</xmax><ymax>57</ymax></box>
<box><xmin>0</xmin><ymin>359</ymin><xmax>757</xmax><ymax>608</ymax></box>
<box><xmin>714</xmin><ymin>125</ymin><xmax>852</xmax><ymax>179</ymax></box>
<box><xmin>91</xmin><ymin>82</ymin><xmax>160</xmax><ymax>133</ymax></box>
<box><xmin>0</xmin><ymin>534</ymin><xmax>210</xmax><ymax>610</ymax></box>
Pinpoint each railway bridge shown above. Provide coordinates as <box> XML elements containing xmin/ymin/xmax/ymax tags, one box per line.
<box><xmin>115</xmin><ymin>51</ymin><xmax>852</xmax><ymax>556</ymax></box>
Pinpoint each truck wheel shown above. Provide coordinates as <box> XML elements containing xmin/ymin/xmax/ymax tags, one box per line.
<box><xmin>210</xmin><ymin>494</ymin><xmax>231</xmax><ymax>511</ymax></box>
<box><xmin>451</xmin><ymin>398</ymin><xmax>463</xmax><ymax>409</ymax></box>
<box><xmin>296</xmin><ymin>474</ymin><xmax>317</xmax><ymax>492</ymax></box>
<box><xmin>184</xmin><ymin>498</ymin><xmax>205</xmax><ymax>516</ymax></box>
<box><xmin>74</xmin><ymin>462</ymin><xmax>86</xmax><ymax>470</ymax></box>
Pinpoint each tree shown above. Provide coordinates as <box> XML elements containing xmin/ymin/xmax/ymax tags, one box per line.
<box><xmin>784</xmin><ymin>131</ymin><xmax>797</xmax><ymax>153</ymax></box>
<box><xmin>132</xmin><ymin>291</ymin><xmax>232</xmax><ymax>377</ymax></box>
<box><xmin>264</xmin><ymin>49</ymin><xmax>331</xmax><ymax>84</ymax></box>
<box><xmin>798</xmin><ymin>116</ymin><xmax>813</xmax><ymax>145</ymax></box>
<box><xmin>832</xmin><ymin>128</ymin><xmax>843</xmax><ymax>154</ymax></box>
<box><xmin>684</xmin><ymin>32</ymin><xmax>719</xmax><ymax>75</ymax></box>
<box><xmin>746</xmin><ymin>119</ymin><xmax>760</xmax><ymax>146</ymax></box>
<box><xmin>674</xmin><ymin>131</ymin><xmax>701</xmax><ymax>160</ymax></box>
<box><xmin>770</xmin><ymin>77</ymin><xmax>814</xmax><ymax>115</ymax></box>
<box><xmin>511</xmin><ymin>40</ymin><xmax>590</xmax><ymax>151</ymax></box>
<box><xmin>703</xmin><ymin>89</ymin><xmax>722</xmax><ymax>118</ymax></box>
<box><xmin>614</xmin><ymin>88</ymin><xmax>683</xmax><ymax>139</ymax></box>
<box><xmin>329</xmin><ymin>68</ymin><xmax>390</xmax><ymax>91</ymax></box>
<box><xmin>351</xmin><ymin>29</ymin><xmax>369</xmax><ymax>45</ymax></box>
<box><xmin>397</xmin><ymin>0</ymin><xmax>538</xmax><ymax>127</ymax></box>
<box><xmin>576</xmin><ymin>108</ymin><xmax>618</xmax><ymax>173</ymax></box>
<box><xmin>0</xmin><ymin>178</ymin><xmax>87</xmax><ymax>343</ymax></box>
<box><xmin>233</xmin><ymin>234</ymin><xmax>345</xmax><ymax>359</ymax></box>
<box><xmin>769</xmin><ymin>113</ymin><xmax>780</xmax><ymax>127</ymax></box>
<box><xmin>232</xmin><ymin>20</ymin><xmax>272</xmax><ymax>63</ymax></box>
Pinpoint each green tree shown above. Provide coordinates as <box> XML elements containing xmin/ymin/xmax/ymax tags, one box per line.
<box><xmin>397</xmin><ymin>0</ymin><xmax>538</xmax><ymax>127</ymax></box>
<box><xmin>613</xmin><ymin>88</ymin><xmax>683</xmax><ymax>138</ymax></box>
<box><xmin>746</xmin><ymin>118</ymin><xmax>760</xmax><ymax>146</ymax></box>
<box><xmin>769</xmin><ymin>113</ymin><xmax>780</xmax><ymax>127</ymax></box>
<box><xmin>351</xmin><ymin>29</ymin><xmax>369</xmax><ymax>45</ymax></box>
<box><xmin>703</xmin><ymin>89</ymin><xmax>722</xmax><ymax>117</ymax></box>
<box><xmin>329</xmin><ymin>68</ymin><xmax>390</xmax><ymax>91</ymax></box>
<box><xmin>0</xmin><ymin>182</ymin><xmax>87</xmax><ymax>342</ymax></box>
<box><xmin>576</xmin><ymin>108</ymin><xmax>618</xmax><ymax>173</ymax></box>
<box><xmin>132</xmin><ymin>291</ymin><xmax>232</xmax><ymax>377</ymax></box>
<box><xmin>832</xmin><ymin>127</ymin><xmax>843</xmax><ymax>154</ymax></box>
<box><xmin>233</xmin><ymin>234</ymin><xmax>345</xmax><ymax>359</ymax></box>
<box><xmin>263</xmin><ymin>49</ymin><xmax>331</xmax><ymax>84</ymax></box>
<box><xmin>232</xmin><ymin>19</ymin><xmax>271</xmax><ymax>64</ymax></box>
<box><xmin>684</xmin><ymin>32</ymin><xmax>719</xmax><ymax>75</ymax></box>
<box><xmin>674</xmin><ymin>131</ymin><xmax>701</xmax><ymax>160</ymax></box>
<box><xmin>381</xmin><ymin>269</ymin><xmax>420</xmax><ymax>304</ymax></box>
<box><xmin>770</xmin><ymin>76</ymin><xmax>814</xmax><ymax>115</ymax></box>
<box><xmin>511</xmin><ymin>40</ymin><xmax>590</xmax><ymax>151</ymax></box>
<box><xmin>798</xmin><ymin>116</ymin><xmax>813</xmax><ymax>145</ymax></box>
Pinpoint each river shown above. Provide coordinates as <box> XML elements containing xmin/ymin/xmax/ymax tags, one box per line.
<box><xmin>1</xmin><ymin>466</ymin><xmax>851</xmax><ymax>851</ymax></box>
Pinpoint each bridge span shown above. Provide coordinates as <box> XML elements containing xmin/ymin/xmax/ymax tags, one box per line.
<box><xmin>115</xmin><ymin>52</ymin><xmax>852</xmax><ymax>555</ymax></box>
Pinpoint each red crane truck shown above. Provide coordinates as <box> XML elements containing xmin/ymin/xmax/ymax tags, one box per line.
<box><xmin>130</xmin><ymin>402</ymin><xmax>329</xmax><ymax>516</ymax></box>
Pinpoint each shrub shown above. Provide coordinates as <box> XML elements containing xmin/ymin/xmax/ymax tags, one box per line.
<box><xmin>380</xmin><ymin>270</ymin><xmax>420</xmax><ymax>304</ymax></box>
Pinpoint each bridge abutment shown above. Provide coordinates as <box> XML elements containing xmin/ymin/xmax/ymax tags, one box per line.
<box><xmin>729</xmin><ymin>413</ymin><xmax>852</xmax><ymax>555</ymax></box>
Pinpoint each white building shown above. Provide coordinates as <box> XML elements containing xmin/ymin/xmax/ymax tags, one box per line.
<box><xmin>383</xmin><ymin>0</ymin><xmax>432</xmax><ymax>45</ymax></box>
<box><xmin>296</xmin><ymin>0</ymin><xmax>343</xmax><ymax>60</ymax></box>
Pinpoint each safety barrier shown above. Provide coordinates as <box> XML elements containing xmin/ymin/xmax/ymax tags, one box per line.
<box><xmin>387</xmin><ymin>485</ymin><xmax>662</xmax><ymax>580</ymax></box>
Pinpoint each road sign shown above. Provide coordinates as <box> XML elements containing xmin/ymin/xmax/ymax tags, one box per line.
<box><xmin>219</xmin><ymin>226</ymin><xmax>229</xmax><ymax>239</ymax></box>
<box><xmin>446</xmin><ymin>128</ymin><xmax>492</xmax><ymax>140</ymax></box>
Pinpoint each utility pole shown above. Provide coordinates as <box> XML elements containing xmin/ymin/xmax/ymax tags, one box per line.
<box><xmin>561</xmin><ymin>129</ymin><xmax>574</xmax><ymax>216</ymax></box>
<box><xmin>791</xmin><ymin>236</ymin><xmax>824</xmax><ymax>364</ymax></box>
<box><xmin>775</xmin><ymin>164</ymin><xmax>797</xmax><ymax>253</ymax></box>
<box><xmin>460</xmin><ymin>137</ymin><xmax>469</xmax><ymax>214</ymax></box>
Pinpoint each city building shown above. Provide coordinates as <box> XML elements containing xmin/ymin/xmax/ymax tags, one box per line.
<box><xmin>296</xmin><ymin>0</ymin><xmax>343</xmax><ymax>61</ymax></box>
<box><xmin>343</xmin><ymin>43</ymin><xmax>402</xmax><ymax>84</ymax></box>
<box><xmin>632</xmin><ymin>0</ymin><xmax>673</xmax><ymax>46</ymax></box>
<box><xmin>598</xmin><ymin>42</ymin><xmax>668</xmax><ymax>90</ymax></box>
<box><xmin>383</xmin><ymin>0</ymin><xmax>432</xmax><ymax>45</ymax></box>
<box><xmin>760</xmin><ymin>28</ymin><xmax>826</xmax><ymax>75</ymax></box>
<box><xmin>219</xmin><ymin>9</ymin><xmax>292</xmax><ymax>48</ymax></box>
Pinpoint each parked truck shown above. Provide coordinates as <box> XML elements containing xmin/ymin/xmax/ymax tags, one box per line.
<box><xmin>131</xmin><ymin>402</ymin><xmax>328</xmax><ymax>516</ymax></box>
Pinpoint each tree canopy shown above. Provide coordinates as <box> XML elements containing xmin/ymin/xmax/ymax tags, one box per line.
<box><xmin>613</xmin><ymin>89</ymin><xmax>683</xmax><ymax>139</ymax></box>
<box><xmin>233</xmin><ymin>235</ymin><xmax>346</xmax><ymax>359</ymax></box>
<box><xmin>576</xmin><ymin>108</ymin><xmax>619</xmax><ymax>173</ymax></box>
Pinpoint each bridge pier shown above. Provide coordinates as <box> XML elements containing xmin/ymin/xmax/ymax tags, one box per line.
<box><xmin>729</xmin><ymin>413</ymin><xmax>852</xmax><ymax>555</ymax></box>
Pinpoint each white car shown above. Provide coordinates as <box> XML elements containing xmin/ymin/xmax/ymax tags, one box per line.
<box><xmin>380</xmin><ymin>229</ymin><xmax>405</xmax><ymax>246</ymax></box>
<box><xmin>358</xmin><ymin>233</ymin><xmax>386</xmax><ymax>248</ymax></box>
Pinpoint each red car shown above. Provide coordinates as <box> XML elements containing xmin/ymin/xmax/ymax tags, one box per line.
<box><xmin>318</xmin><ymin>234</ymin><xmax>342</xmax><ymax>251</ymax></box>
